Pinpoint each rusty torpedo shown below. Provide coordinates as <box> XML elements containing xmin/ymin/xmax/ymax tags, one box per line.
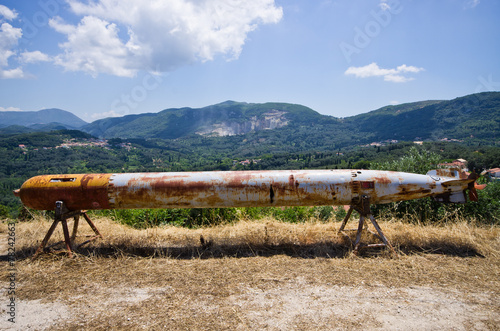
<box><xmin>14</xmin><ymin>168</ymin><xmax>485</xmax><ymax>257</ymax></box>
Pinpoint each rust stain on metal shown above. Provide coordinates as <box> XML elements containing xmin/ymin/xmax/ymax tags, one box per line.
<box><xmin>17</xmin><ymin>168</ymin><xmax>483</xmax><ymax>259</ymax></box>
<box><xmin>15</xmin><ymin>169</ymin><xmax>479</xmax><ymax>211</ymax></box>
<box><xmin>373</xmin><ymin>175</ymin><xmax>391</xmax><ymax>185</ymax></box>
<box><xmin>17</xmin><ymin>174</ymin><xmax>111</xmax><ymax>210</ymax></box>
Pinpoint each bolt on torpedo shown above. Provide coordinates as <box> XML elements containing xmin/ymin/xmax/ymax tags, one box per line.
<box><xmin>14</xmin><ymin>168</ymin><xmax>485</xmax><ymax>211</ymax></box>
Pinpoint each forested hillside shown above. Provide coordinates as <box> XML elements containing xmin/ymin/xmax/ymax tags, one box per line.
<box><xmin>2</xmin><ymin>92</ymin><xmax>499</xmax><ymax>147</ymax></box>
<box><xmin>82</xmin><ymin>101</ymin><xmax>327</xmax><ymax>139</ymax></box>
<box><xmin>80</xmin><ymin>92</ymin><xmax>500</xmax><ymax>146</ymax></box>
<box><xmin>346</xmin><ymin>92</ymin><xmax>500</xmax><ymax>141</ymax></box>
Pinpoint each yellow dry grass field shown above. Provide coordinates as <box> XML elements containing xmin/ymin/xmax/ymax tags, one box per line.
<box><xmin>1</xmin><ymin>215</ymin><xmax>499</xmax><ymax>330</ymax></box>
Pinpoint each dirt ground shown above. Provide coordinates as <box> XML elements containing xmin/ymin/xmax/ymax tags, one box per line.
<box><xmin>0</xmin><ymin>217</ymin><xmax>499</xmax><ymax>330</ymax></box>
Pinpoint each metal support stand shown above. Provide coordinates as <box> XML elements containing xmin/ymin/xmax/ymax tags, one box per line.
<box><xmin>338</xmin><ymin>195</ymin><xmax>397</xmax><ymax>256</ymax></box>
<box><xmin>33</xmin><ymin>201</ymin><xmax>103</xmax><ymax>258</ymax></box>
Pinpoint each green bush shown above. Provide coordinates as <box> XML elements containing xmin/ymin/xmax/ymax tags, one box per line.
<box><xmin>93</xmin><ymin>205</ymin><xmax>340</xmax><ymax>229</ymax></box>
<box><xmin>241</xmin><ymin>206</ymin><xmax>334</xmax><ymax>223</ymax></box>
<box><xmin>0</xmin><ymin>205</ymin><xmax>9</xmax><ymax>218</ymax></box>
<box><xmin>457</xmin><ymin>180</ymin><xmax>500</xmax><ymax>224</ymax></box>
<box><xmin>370</xmin><ymin>146</ymin><xmax>500</xmax><ymax>224</ymax></box>
<box><xmin>94</xmin><ymin>209</ymin><xmax>191</xmax><ymax>228</ymax></box>
<box><xmin>94</xmin><ymin>207</ymin><xmax>240</xmax><ymax>229</ymax></box>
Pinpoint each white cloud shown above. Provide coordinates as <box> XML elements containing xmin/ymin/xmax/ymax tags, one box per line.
<box><xmin>0</xmin><ymin>106</ymin><xmax>23</xmax><ymax>112</ymax></box>
<box><xmin>0</xmin><ymin>67</ymin><xmax>24</xmax><ymax>79</ymax></box>
<box><xmin>0</xmin><ymin>5</ymin><xmax>18</xmax><ymax>21</ymax></box>
<box><xmin>0</xmin><ymin>21</ymin><xmax>25</xmax><ymax>79</ymax></box>
<box><xmin>89</xmin><ymin>109</ymin><xmax>124</xmax><ymax>120</ymax></box>
<box><xmin>344</xmin><ymin>62</ymin><xmax>424</xmax><ymax>83</ymax></box>
<box><xmin>0</xmin><ymin>22</ymin><xmax>21</xmax><ymax>67</ymax></box>
<box><xmin>0</xmin><ymin>5</ymin><xmax>51</xmax><ymax>78</ymax></box>
<box><xmin>50</xmin><ymin>15</ymin><xmax>139</xmax><ymax>77</ymax></box>
<box><xmin>50</xmin><ymin>0</ymin><xmax>283</xmax><ymax>77</ymax></box>
<box><xmin>465</xmin><ymin>0</ymin><xmax>480</xmax><ymax>8</ymax></box>
<box><xmin>19</xmin><ymin>50</ymin><xmax>51</xmax><ymax>64</ymax></box>
<box><xmin>379</xmin><ymin>0</ymin><xmax>391</xmax><ymax>11</ymax></box>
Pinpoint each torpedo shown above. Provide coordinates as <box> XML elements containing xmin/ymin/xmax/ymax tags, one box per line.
<box><xmin>13</xmin><ymin>168</ymin><xmax>485</xmax><ymax>257</ymax></box>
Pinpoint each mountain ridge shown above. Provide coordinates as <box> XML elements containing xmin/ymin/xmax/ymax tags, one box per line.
<box><xmin>82</xmin><ymin>101</ymin><xmax>325</xmax><ymax>139</ymax></box>
<box><xmin>0</xmin><ymin>108</ymin><xmax>88</xmax><ymax>129</ymax></box>
<box><xmin>344</xmin><ymin>92</ymin><xmax>499</xmax><ymax>141</ymax></box>
<box><xmin>81</xmin><ymin>92</ymin><xmax>499</xmax><ymax>144</ymax></box>
<box><xmin>1</xmin><ymin>92</ymin><xmax>498</xmax><ymax>146</ymax></box>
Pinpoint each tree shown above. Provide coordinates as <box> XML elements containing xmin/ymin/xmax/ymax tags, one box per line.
<box><xmin>370</xmin><ymin>146</ymin><xmax>442</xmax><ymax>223</ymax></box>
<box><xmin>370</xmin><ymin>146</ymin><xmax>441</xmax><ymax>174</ymax></box>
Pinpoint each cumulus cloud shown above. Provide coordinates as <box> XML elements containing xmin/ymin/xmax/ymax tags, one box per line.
<box><xmin>50</xmin><ymin>0</ymin><xmax>283</xmax><ymax>77</ymax></box>
<box><xmin>50</xmin><ymin>15</ymin><xmax>139</xmax><ymax>77</ymax></box>
<box><xmin>0</xmin><ymin>23</ymin><xmax>21</xmax><ymax>67</ymax></box>
<box><xmin>19</xmin><ymin>50</ymin><xmax>51</xmax><ymax>64</ymax></box>
<box><xmin>0</xmin><ymin>4</ymin><xmax>17</xmax><ymax>21</ymax></box>
<box><xmin>0</xmin><ymin>67</ymin><xmax>25</xmax><ymax>79</ymax></box>
<box><xmin>344</xmin><ymin>62</ymin><xmax>424</xmax><ymax>83</ymax></box>
<box><xmin>0</xmin><ymin>20</ymin><xmax>24</xmax><ymax>79</ymax></box>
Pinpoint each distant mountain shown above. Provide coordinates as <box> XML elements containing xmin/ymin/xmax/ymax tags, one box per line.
<box><xmin>82</xmin><ymin>101</ymin><xmax>327</xmax><ymax>139</ymax></box>
<box><xmin>0</xmin><ymin>108</ymin><xmax>88</xmax><ymax>129</ymax></box>
<box><xmin>2</xmin><ymin>92</ymin><xmax>498</xmax><ymax>146</ymax></box>
<box><xmin>81</xmin><ymin>92</ymin><xmax>500</xmax><ymax>145</ymax></box>
<box><xmin>345</xmin><ymin>92</ymin><xmax>500</xmax><ymax>141</ymax></box>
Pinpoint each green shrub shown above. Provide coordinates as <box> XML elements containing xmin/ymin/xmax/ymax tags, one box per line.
<box><xmin>370</xmin><ymin>146</ymin><xmax>500</xmax><ymax>224</ymax></box>
<box><xmin>94</xmin><ymin>207</ymin><xmax>240</xmax><ymax>229</ymax></box>
<box><xmin>0</xmin><ymin>205</ymin><xmax>9</xmax><ymax>218</ymax></box>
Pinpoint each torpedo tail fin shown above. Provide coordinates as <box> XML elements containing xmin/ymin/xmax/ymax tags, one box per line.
<box><xmin>428</xmin><ymin>169</ymin><xmax>487</xmax><ymax>203</ymax></box>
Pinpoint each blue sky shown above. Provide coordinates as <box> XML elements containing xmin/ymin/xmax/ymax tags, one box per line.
<box><xmin>0</xmin><ymin>0</ymin><xmax>499</xmax><ymax>122</ymax></box>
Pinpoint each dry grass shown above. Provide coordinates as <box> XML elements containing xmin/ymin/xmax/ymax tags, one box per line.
<box><xmin>5</xmin><ymin>214</ymin><xmax>499</xmax><ymax>259</ymax></box>
<box><xmin>1</xmin><ymin>215</ymin><xmax>499</xmax><ymax>330</ymax></box>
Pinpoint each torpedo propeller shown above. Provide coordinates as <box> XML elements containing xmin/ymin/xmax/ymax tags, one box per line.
<box><xmin>466</xmin><ymin>171</ymin><xmax>487</xmax><ymax>202</ymax></box>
